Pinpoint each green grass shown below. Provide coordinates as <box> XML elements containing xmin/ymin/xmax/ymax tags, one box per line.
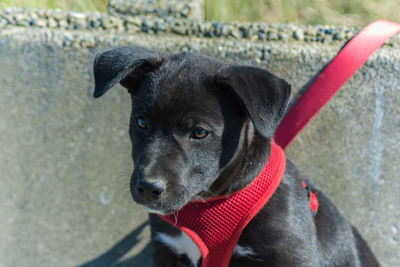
<box><xmin>0</xmin><ymin>0</ymin><xmax>399</xmax><ymax>26</ymax></box>
<box><xmin>0</xmin><ymin>0</ymin><xmax>109</xmax><ymax>13</ymax></box>
<box><xmin>204</xmin><ymin>0</ymin><xmax>400</xmax><ymax>26</ymax></box>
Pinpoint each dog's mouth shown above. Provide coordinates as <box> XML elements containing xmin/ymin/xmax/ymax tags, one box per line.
<box><xmin>140</xmin><ymin>191</ymin><xmax>223</xmax><ymax>215</ymax></box>
<box><xmin>140</xmin><ymin>201</ymin><xmax>187</xmax><ymax>215</ymax></box>
<box><xmin>131</xmin><ymin>183</ymin><xmax>209</xmax><ymax>215</ymax></box>
<box><xmin>142</xmin><ymin>205</ymin><xmax>175</xmax><ymax>215</ymax></box>
<box><xmin>132</xmin><ymin>193</ymin><xmax>190</xmax><ymax>215</ymax></box>
<box><xmin>140</xmin><ymin>191</ymin><xmax>215</xmax><ymax>215</ymax></box>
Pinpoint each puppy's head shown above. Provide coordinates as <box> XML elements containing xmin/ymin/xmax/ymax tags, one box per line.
<box><xmin>93</xmin><ymin>46</ymin><xmax>290</xmax><ymax>214</ymax></box>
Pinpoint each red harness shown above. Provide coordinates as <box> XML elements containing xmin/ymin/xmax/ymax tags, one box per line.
<box><xmin>159</xmin><ymin>143</ymin><xmax>286</xmax><ymax>267</ymax></box>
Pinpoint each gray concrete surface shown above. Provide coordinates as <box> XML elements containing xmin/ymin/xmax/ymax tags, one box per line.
<box><xmin>0</xmin><ymin>2</ymin><xmax>399</xmax><ymax>267</ymax></box>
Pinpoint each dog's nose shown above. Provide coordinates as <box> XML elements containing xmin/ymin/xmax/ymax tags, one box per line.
<box><xmin>136</xmin><ymin>178</ymin><xmax>166</xmax><ymax>201</ymax></box>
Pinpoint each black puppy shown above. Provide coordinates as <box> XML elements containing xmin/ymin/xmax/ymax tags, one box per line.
<box><xmin>93</xmin><ymin>46</ymin><xmax>379</xmax><ymax>266</ymax></box>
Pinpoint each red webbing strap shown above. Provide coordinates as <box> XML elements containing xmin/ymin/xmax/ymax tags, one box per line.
<box><xmin>275</xmin><ymin>20</ymin><xmax>400</xmax><ymax>149</ymax></box>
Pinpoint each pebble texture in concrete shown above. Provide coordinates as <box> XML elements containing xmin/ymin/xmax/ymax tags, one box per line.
<box><xmin>1</xmin><ymin>7</ymin><xmax>400</xmax><ymax>47</ymax></box>
<box><xmin>109</xmin><ymin>0</ymin><xmax>204</xmax><ymax>20</ymax></box>
<box><xmin>0</xmin><ymin>2</ymin><xmax>399</xmax><ymax>267</ymax></box>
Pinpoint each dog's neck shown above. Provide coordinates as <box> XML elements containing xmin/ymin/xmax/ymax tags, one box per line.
<box><xmin>206</xmin><ymin>120</ymin><xmax>272</xmax><ymax>197</ymax></box>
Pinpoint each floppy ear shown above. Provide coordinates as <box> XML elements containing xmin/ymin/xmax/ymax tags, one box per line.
<box><xmin>213</xmin><ymin>66</ymin><xmax>291</xmax><ymax>138</ymax></box>
<box><xmin>93</xmin><ymin>46</ymin><xmax>164</xmax><ymax>98</ymax></box>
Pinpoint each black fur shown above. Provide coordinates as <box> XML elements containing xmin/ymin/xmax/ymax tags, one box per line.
<box><xmin>93</xmin><ymin>46</ymin><xmax>379</xmax><ymax>266</ymax></box>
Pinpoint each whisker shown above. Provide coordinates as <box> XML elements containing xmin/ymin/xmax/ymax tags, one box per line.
<box><xmin>173</xmin><ymin>211</ymin><xmax>179</xmax><ymax>225</ymax></box>
<box><xmin>107</xmin><ymin>151</ymin><xmax>131</xmax><ymax>155</ymax></box>
<box><xmin>195</xmin><ymin>196</ymin><xmax>208</xmax><ymax>203</ymax></box>
<box><xmin>104</xmin><ymin>116</ymin><xmax>130</xmax><ymax>126</ymax></box>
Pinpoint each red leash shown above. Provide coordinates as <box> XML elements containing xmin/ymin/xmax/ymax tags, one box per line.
<box><xmin>275</xmin><ymin>20</ymin><xmax>400</xmax><ymax>149</ymax></box>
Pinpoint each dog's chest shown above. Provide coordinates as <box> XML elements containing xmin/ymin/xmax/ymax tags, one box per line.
<box><xmin>155</xmin><ymin>231</ymin><xmax>256</xmax><ymax>266</ymax></box>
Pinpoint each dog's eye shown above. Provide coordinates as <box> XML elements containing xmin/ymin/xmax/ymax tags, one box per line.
<box><xmin>192</xmin><ymin>128</ymin><xmax>209</xmax><ymax>139</ymax></box>
<box><xmin>136</xmin><ymin>117</ymin><xmax>147</xmax><ymax>129</ymax></box>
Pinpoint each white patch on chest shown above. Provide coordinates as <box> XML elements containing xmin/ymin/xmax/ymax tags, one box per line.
<box><xmin>233</xmin><ymin>244</ymin><xmax>257</xmax><ymax>257</ymax></box>
<box><xmin>155</xmin><ymin>232</ymin><xmax>201</xmax><ymax>266</ymax></box>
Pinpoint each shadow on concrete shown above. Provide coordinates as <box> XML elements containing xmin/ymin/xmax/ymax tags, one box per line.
<box><xmin>78</xmin><ymin>221</ymin><xmax>152</xmax><ymax>267</ymax></box>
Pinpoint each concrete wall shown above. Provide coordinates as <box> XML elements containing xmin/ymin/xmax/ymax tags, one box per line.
<box><xmin>0</xmin><ymin>2</ymin><xmax>399</xmax><ymax>266</ymax></box>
